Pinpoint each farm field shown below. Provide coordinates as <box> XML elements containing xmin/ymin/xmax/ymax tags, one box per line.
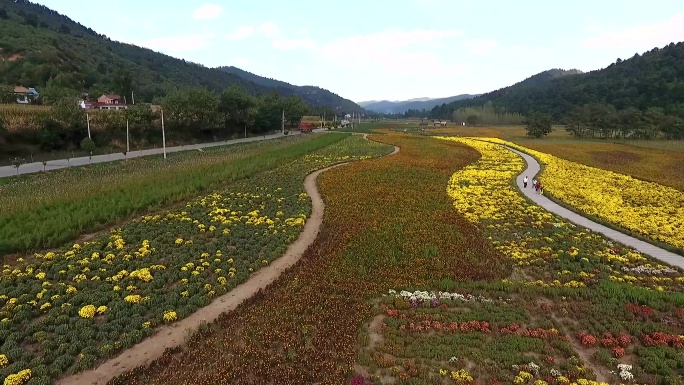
<box><xmin>108</xmin><ymin>131</ymin><xmax>684</xmax><ymax>385</ymax></box>
<box><xmin>0</xmin><ymin>133</ymin><xmax>347</xmax><ymax>255</ymax></box>
<box><xmin>0</xmin><ymin>134</ymin><xmax>394</xmax><ymax>384</ymax></box>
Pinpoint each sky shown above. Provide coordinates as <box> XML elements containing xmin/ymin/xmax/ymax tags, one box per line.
<box><xmin>32</xmin><ymin>0</ymin><xmax>684</xmax><ymax>103</ymax></box>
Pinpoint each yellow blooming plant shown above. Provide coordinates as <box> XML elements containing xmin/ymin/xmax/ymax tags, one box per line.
<box><xmin>163</xmin><ymin>310</ymin><xmax>177</xmax><ymax>323</ymax></box>
<box><xmin>3</xmin><ymin>368</ymin><xmax>31</xmax><ymax>385</ymax></box>
<box><xmin>78</xmin><ymin>305</ymin><xmax>96</xmax><ymax>319</ymax></box>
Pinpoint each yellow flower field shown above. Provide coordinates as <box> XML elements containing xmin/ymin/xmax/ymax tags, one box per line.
<box><xmin>480</xmin><ymin>138</ymin><xmax>684</xmax><ymax>251</ymax></box>
<box><xmin>436</xmin><ymin>136</ymin><xmax>684</xmax><ymax>291</ymax></box>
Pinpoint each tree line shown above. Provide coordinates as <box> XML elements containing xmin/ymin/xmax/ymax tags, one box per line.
<box><xmin>452</xmin><ymin>102</ymin><xmax>526</xmax><ymax>126</ymax></box>
<box><xmin>0</xmin><ymin>85</ymin><xmax>324</xmax><ymax>158</ymax></box>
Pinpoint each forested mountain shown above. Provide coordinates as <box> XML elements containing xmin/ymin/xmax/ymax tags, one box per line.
<box><xmin>436</xmin><ymin>43</ymin><xmax>684</xmax><ymax>121</ymax></box>
<box><xmin>218</xmin><ymin>66</ymin><xmax>363</xmax><ymax>112</ymax></box>
<box><xmin>0</xmin><ymin>0</ymin><xmax>363</xmax><ymax>112</ymax></box>
<box><xmin>360</xmin><ymin>94</ymin><xmax>478</xmax><ymax>114</ymax></box>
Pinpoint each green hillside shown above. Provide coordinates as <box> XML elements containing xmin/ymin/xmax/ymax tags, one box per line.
<box><xmin>436</xmin><ymin>43</ymin><xmax>684</xmax><ymax>122</ymax></box>
<box><xmin>0</xmin><ymin>0</ymin><xmax>363</xmax><ymax>112</ymax></box>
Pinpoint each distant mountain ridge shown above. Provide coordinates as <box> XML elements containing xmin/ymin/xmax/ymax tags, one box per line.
<box><xmin>0</xmin><ymin>0</ymin><xmax>364</xmax><ymax>112</ymax></box>
<box><xmin>437</xmin><ymin>42</ymin><xmax>684</xmax><ymax>120</ymax></box>
<box><xmin>217</xmin><ymin>66</ymin><xmax>363</xmax><ymax>113</ymax></box>
<box><xmin>360</xmin><ymin>94</ymin><xmax>479</xmax><ymax>114</ymax></box>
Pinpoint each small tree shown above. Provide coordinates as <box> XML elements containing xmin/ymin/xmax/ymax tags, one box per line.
<box><xmin>524</xmin><ymin>112</ymin><xmax>553</xmax><ymax>138</ymax></box>
<box><xmin>466</xmin><ymin>114</ymin><xmax>479</xmax><ymax>126</ymax></box>
<box><xmin>0</xmin><ymin>85</ymin><xmax>15</xmax><ymax>104</ymax></box>
<box><xmin>80</xmin><ymin>137</ymin><xmax>96</xmax><ymax>163</ymax></box>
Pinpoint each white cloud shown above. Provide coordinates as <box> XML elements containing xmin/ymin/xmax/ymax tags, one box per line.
<box><xmin>226</xmin><ymin>26</ymin><xmax>254</xmax><ymax>40</ymax></box>
<box><xmin>259</xmin><ymin>22</ymin><xmax>281</xmax><ymax>38</ymax></box>
<box><xmin>461</xmin><ymin>38</ymin><xmax>499</xmax><ymax>55</ymax></box>
<box><xmin>193</xmin><ymin>4</ymin><xmax>224</xmax><ymax>20</ymax></box>
<box><xmin>315</xmin><ymin>28</ymin><xmax>464</xmax><ymax>75</ymax></box>
<box><xmin>272</xmin><ymin>38</ymin><xmax>318</xmax><ymax>50</ymax></box>
<box><xmin>131</xmin><ymin>33</ymin><xmax>215</xmax><ymax>53</ymax></box>
<box><xmin>581</xmin><ymin>14</ymin><xmax>684</xmax><ymax>50</ymax></box>
<box><xmin>234</xmin><ymin>57</ymin><xmax>251</xmax><ymax>67</ymax></box>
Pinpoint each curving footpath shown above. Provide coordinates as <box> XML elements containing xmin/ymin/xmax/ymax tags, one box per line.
<box><xmin>57</xmin><ymin>134</ymin><xmax>399</xmax><ymax>385</ymax></box>
<box><xmin>0</xmin><ymin>129</ymin><xmax>326</xmax><ymax>179</ymax></box>
<box><xmin>507</xmin><ymin>146</ymin><xmax>684</xmax><ymax>270</ymax></box>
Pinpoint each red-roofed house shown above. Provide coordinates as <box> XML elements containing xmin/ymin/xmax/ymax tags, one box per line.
<box><xmin>92</xmin><ymin>94</ymin><xmax>127</xmax><ymax>110</ymax></box>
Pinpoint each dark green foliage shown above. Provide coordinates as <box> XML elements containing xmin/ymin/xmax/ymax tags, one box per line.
<box><xmin>524</xmin><ymin>111</ymin><xmax>553</xmax><ymax>138</ymax></box>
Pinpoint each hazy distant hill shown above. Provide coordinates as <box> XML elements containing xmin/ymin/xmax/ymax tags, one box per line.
<box><xmin>217</xmin><ymin>66</ymin><xmax>364</xmax><ymax>113</ymax></box>
<box><xmin>360</xmin><ymin>94</ymin><xmax>479</xmax><ymax>114</ymax></box>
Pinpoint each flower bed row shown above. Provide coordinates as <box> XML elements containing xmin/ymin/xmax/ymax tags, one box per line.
<box><xmin>0</xmin><ymin>134</ymin><xmax>393</xmax><ymax>385</ymax></box>
<box><xmin>106</xmin><ymin>133</ymin><xmax>510</xmax><ymax>385</ymax></box>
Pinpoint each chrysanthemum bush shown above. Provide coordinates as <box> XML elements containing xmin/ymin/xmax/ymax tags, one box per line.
<box><xmin>0</xmin><ymin>134</ymin><xmax>393</xmax><ymax>384</ymax></box>
<box><xmin>480</xmin><ymin>137</ymin><xmax>684</xmax><ymax>251</ymax></box>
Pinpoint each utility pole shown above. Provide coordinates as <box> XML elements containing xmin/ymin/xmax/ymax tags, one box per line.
<box><xmin>86</xmin><ymin>113</ymin><xmax>91</xmax><ymax>139</ymax></box>
<box><xmin>131</xmin><ymin>91</ymin><xmax>135</xmax><ymax>105</ymax></box>
<box><xmin>161</xmin><ymin>109</ymin><xmax>167</xmax><ymax>160</ymax></box>
<box><xmin>281</xmin><ymin>109</ymin><xmax>285</xmax><ymax>134</ymax></box>
<box><xmin>126</xmin><ymin>119</ymin><xmax>130</xmax><ymax>153</ymax></box>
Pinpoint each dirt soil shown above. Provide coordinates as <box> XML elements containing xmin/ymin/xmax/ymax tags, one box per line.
<box><xmin>57</xmin><ymin>133</ymin><xmax>400</xmax><ymax>385</ymax></box>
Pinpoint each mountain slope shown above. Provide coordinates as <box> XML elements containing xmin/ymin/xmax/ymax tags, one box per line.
<box><xmin>0</xmin><ymin>0</ymin><xmax>363</xmax><ymax>112</ymax></box>
<box><xmin>218</xmin><ymin>66</ymin><xmax>363</xmax><ymax>112</ymax></box>
<box><xmin>441</xmin><ymin>44</ymin><xmax>684</xmax><ymax>119</ymax></box>
<box><xmin>361</xmin><ymin>94</ymin><xmax>478</xmax><ymax>114</ymax></box>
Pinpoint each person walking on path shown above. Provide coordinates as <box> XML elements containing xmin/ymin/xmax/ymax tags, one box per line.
<box><xmin>532</xmin><ymin>178</ymin><xmax>537</xmax><ymax>189</ymax></box>
<box><xmin>523</xmin><ymin>176</ymin><xmax>528</xmax><ymax>188</ymax></box>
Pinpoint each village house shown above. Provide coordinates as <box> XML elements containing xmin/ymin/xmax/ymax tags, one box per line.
<box><xmin>14</xmin><ymin>86</ymin><xmax>39</xmax><ymax>104</ymax></box>
<box><xmin>79</xmin><ymin>94</ymin><xmax>128</xmax><ymax>110</ymax></box>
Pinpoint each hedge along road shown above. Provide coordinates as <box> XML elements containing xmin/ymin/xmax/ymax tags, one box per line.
<box><xmin>56</xmin><ymin>134</ymin><xmax>400</xmax><ymax>385</ymax></box>
<box><xmin>0</xmin><ymin>129</ymin><xmax>326</xmax><ymax>178</ymax></box>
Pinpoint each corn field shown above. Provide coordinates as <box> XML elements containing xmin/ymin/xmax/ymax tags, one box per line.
<box><xmin>0</xmin><ymin>104</ymin><xmax>53</xmax><ymax>132</ymax></box>
<box><xmin>0</xmin><ymin>104</ymin><xmax>158</xmax><ymax>132</ymax></box>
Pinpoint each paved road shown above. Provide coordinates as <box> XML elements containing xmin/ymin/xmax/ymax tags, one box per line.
<box><xmin>508</xmin><ymin>146</ymin><xmax>684</xmax><ymax>270</ymax></box>
<box><xmin>0</xmin><ymin>129</ymin><xmax>325</xmax><ymax>178</ymax></box>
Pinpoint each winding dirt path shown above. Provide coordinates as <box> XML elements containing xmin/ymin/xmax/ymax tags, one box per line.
<box><xmin>57</xmin><ymin>134</ymin><xmax>399</xmax><ymax>385</ymax></box>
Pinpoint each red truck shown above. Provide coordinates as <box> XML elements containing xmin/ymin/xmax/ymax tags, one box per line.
<box><xmin>298</xmin><ymin>123</ymin><xmax>315</xmax><ymax>133</ymax></box>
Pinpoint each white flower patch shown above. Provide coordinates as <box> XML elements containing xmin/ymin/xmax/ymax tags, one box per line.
<box><xmin>528</xmin><ymin>362</ymin><xmax>540</xmax><ymax>376</ymax></box>
<box><xmin>617</xmin><ymin>364</ymin><xmax>634</xmax><ymax>381</ymax></box>
<box><xmin>386</xmin><ymin>289</ymin><xmax>494</xmax><ymax>303</ymax></box>
<box><xmin>622</xmin><ymin>265</ymin><xmax>678</xmax><ymax>275</ymax></box>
